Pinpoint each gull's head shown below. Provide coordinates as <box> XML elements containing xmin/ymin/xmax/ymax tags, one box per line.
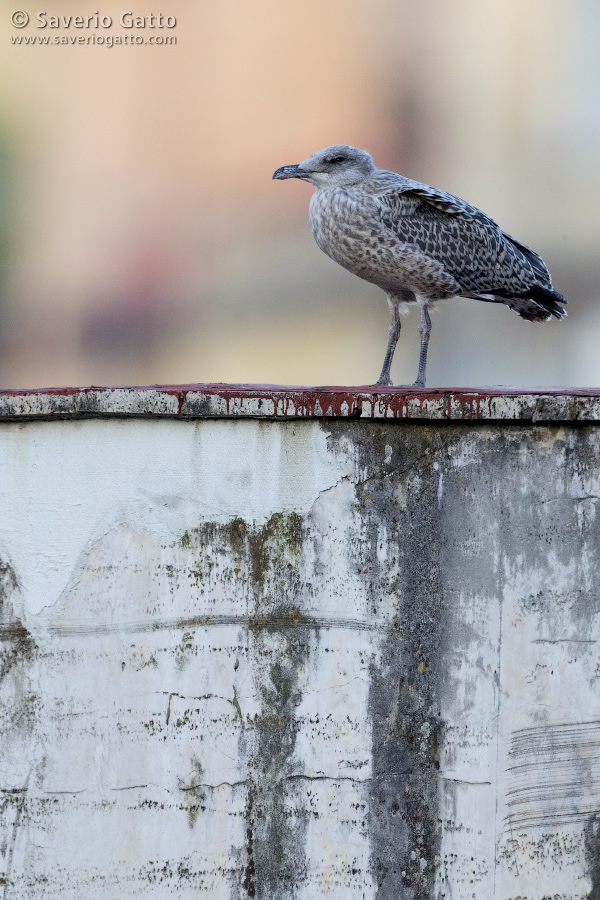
<box><xmin>272</xmin><ymin>145</ymin><xmax>375</xmax><ymax>189</ymax></box>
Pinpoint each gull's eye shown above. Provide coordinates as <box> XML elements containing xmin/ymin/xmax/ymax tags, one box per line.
<box><xmin>327</xmin><ymin>155</ymin><xmax>347</xmax><ymax>165</ymax></box>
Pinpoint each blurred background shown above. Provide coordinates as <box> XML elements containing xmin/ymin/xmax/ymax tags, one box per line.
<box><xmin>0</xmin><ymin>0</ymin><xmax>599</xmax><ymax>389</ymax></box>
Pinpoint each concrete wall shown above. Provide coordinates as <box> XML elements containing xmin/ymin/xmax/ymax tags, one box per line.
<box><xmin>1</xmin><ymin>386</ymin><xmax>600</xmax><ymax>899</ymax></box>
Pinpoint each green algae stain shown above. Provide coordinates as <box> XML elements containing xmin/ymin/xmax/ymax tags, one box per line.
<box><xmin>218</xmin><ymin>512</ymin><xmax>304</xmax><ymax>593</ymax></box>
<box><xmin>246</xmin><ymin>512</ymin><xmax>303</xmax><ymax>589</ymax></box>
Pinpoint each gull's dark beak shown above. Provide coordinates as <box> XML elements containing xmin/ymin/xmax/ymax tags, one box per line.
<box><xmin>272</xmin><ymin>164</ymin><xmax>309</xmax><ymax>181</ymax></box>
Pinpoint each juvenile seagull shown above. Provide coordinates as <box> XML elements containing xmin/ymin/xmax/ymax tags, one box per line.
<box><xmin>273</xmin><ymin>145</ymin><xmax>567</xmax><ymax>386</ymax></box>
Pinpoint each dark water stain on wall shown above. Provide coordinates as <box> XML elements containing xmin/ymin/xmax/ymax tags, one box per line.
<box><xmin>0</xmin><ymin>557</ymin><xmax>36</xmax><ymax>685</ymax></box>
<box><xmin>326</xmin><ymin>423</ymin><xmax>448</xmax><ymax>899</ymax></box>
<box><xmin>242</xmin><ymin>625</ymin><xmax>310</xmax><ymax>900</ymax></box>
<box><xmin>242</xmin><ymin>513</ymin><xmax>309</xmax><ymax>899</ymax></box>
<box><xmin>188</xmin><ymin>516</ymin><xmax>309</xmax><ymax>900</ymax></box>
<box><xmin>0</xmin><ymin>557</ymin><xmax>38</xmax><ymax>894</ymax></box>
<box><xmin>0</xmin><ymin>559</ymin><xmax>34</xmax><ymax>677</ymax></box>
<box><xmin>324</xmin><ymin>421</ymin><xmax>600</xmax><ymax>897</ymax></box>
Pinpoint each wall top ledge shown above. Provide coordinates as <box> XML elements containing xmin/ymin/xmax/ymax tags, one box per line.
<box><xmin>0</xmin><ymin>384</ymin><xmax>600</xmax><ymax>423</ymax></box>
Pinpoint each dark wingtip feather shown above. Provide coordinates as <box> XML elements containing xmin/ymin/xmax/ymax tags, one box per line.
<box><xmin>495</xmin><ymin>283</ymin><xmax>568</xmax><ymax>321</ymax></box>
<box><xmin>528</xmin><ymin>284</ymin><xmax>568</xmax><ymax>320</ymax></box>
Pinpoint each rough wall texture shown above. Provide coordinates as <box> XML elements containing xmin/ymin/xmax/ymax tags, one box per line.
<box><xmin>1</xmin><ymin>389</ymin><xmax>599</xmax><ymax>898</ymax></box>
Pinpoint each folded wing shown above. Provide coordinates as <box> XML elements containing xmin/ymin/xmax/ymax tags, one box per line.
<box><xmin>375</xmin><ymin>178</ymin><xmax>567</xmax><ymax>320</ymax></box>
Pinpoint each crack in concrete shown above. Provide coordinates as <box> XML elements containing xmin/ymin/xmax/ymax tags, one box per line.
<box><xmin>43</xmin><ymin>789</ymin><xmax>87</xmax><ymax>795</ymax></box>
<box><xmin>110</xmin><ymin>785</ymin><xmax>148</xmax><ymax>791</ymax></box>
<box><xmin>532</xmin><ymin>638</ymin><xmax>597</xmax><ymax>644</ymax></box>
<box><xmin>232</xmin><ymin>686</ymin><xmax>243</xmax><ymax>721</ymax></box>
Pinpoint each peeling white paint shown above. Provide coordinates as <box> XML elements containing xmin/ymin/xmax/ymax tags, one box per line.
<box><xmin>0</xmin><ymin>420</ymin><xmax>350</xmax><ymax>619</ymax></box>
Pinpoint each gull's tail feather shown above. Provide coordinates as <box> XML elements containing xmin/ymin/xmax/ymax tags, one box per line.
<box><xmin>497</xmin><ymin>284</ymin><xmax>568</xmax><ymax>322</ymax></box>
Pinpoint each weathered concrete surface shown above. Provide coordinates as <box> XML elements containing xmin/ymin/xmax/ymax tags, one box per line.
<box><xmin>1</xmin><ymin>387</ymin><xmax>600</xmax><ymax>898</ymax></box>
<box><xmin>1</xmin><ymin>383</ymin><xmax>600</xmax><ymax>422</ymax></box>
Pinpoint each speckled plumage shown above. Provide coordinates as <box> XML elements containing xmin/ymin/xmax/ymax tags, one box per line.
<box><xmin>273</xmin><ymin>144</ymin><xmax>567</xmax><ymax>386</ymax></box>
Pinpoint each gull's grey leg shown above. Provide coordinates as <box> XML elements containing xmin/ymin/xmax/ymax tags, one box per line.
<box><xmin>376</xmin><ymin>295</ymin><xmax>401</xmax><ymax>386</ymax></box>
<box><xmin>414</xmin><ymin>302</ymin><xmax>432</xmax><ymax>387</ymax></box>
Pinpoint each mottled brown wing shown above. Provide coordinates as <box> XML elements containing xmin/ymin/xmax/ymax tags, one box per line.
<box><xmin>376</xmin><ymin>183</ymin><xmax>548</xmax><ymax>297</ymax></box>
